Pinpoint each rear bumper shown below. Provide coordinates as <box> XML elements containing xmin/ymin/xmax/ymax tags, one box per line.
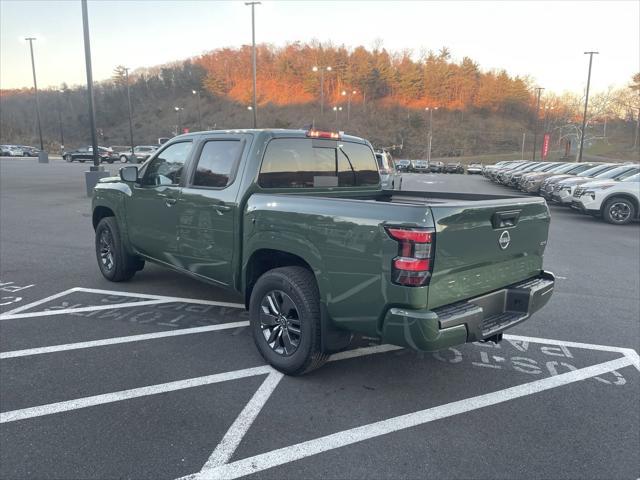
<box><xmin>381</xmin><ymin>271</ymin><xmax>555</xmax><ymax>351</ymax></box>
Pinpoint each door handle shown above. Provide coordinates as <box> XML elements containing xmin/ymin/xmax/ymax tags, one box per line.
<box><xmin>214</xmin><ymin>204</ymin><xmax>231</xmax><ymax>212</ymax></box>
<box><xmin>165</xmin><ymin>198</ymin><xmax>177</xmax><ymax>207</ymax></box>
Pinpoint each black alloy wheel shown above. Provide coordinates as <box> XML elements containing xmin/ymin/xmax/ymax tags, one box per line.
<box><xmin>259</xmin><ymin>290</ymin><xmax>302</xmax><ymax>356</ymax></box>
<box><xmin>98</xmin><ymin>228</ymin><xmax>115</xmax><ymax>272</ymax></box>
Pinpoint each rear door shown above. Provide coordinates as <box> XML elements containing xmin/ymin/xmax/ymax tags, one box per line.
<box><xmin>173</xmin><ymin>134</ymin><xmax>248</xmax><ymax>286</ymax></box>
<box><xmin>427</xmin><ymin>199</ymin><xmax>550</xmax><ymax>309</ymax></box>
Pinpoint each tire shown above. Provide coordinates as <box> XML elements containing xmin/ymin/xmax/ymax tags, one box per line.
<box><xmin>120</xmin><ymin>155</ymin><xmax>128</xmax><ymax>163</ymax></box>
<box><xmin>249</xmin><ymin>266</ymin><xmax>328</xmax><ymax>375</ymax></box>
<box><xmin>107</xmin><ymin>158</ymin><xmax>114</xmax><ymax>164</ymax></box>
<box><xmin>79</xmin><ymin>159</ymin><xmax>86</xmax><ymax>163</ymax></box>
<box><xmin>95</xmin><ymin>217</ymin><xmax>144</xmax><ymax>281</ymax></box>
<box><xmin>64</xmin><ymin>154</ymin><xmax>73</xmax><ymax>162</ymax></box>
<box><xmin>603</xmin><ymin>197</ymin><xmax>636</xmax><ymax>225</ymax></box>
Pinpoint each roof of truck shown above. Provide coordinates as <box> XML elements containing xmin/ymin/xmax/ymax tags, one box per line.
<box><xmin>171</xmin><ymin>128</ymin><xmax>368</xmax><ymax>144</ymax></box>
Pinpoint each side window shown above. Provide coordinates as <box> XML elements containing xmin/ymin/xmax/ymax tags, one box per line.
<box><xmin>259</xmin><ymin>138</ymin><xmax>379</xmax><ymax>188</ymax></box>
<box><xmin>141</xmin><ymin>141</ymin><xmax>192</xmax><ymax>186</ymax></box>
<box><xmin>192</xmin><ymin>140</ymin><xmax>243</xmax><ymax>188</ymax></box>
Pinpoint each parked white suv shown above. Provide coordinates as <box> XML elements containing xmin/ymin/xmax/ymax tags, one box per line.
<box><xmin>573</xmin><ymin>173</ymin><xmax>640</xmax><ymax>225</ymax></box>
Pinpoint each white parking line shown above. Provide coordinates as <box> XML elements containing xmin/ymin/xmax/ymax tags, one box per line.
<box><xmin>0</xmin><ymin>321</ymin><xmax>250</xmax><ymax>359</ymax></box>
<box><xmin>183</xmin><ymin>356</ymin><xmax>635</xmax><ymax>480</ymax></box>
<box><xmin>0</xmin><ymin>299</ymin><xmax>171</xmax><ymax>321</ymax></box>
<box><xmin>200</xmin><ymin>371</ymin><xmax>284</xmax><ymax>470</ymax></box>
<box><xmin>0</xmin><ymin>365</ymin><xmax>273</xmax><ymax>424</ymax></box>
<box><xmin>1</xmin><ymin>287</ymin><xmax>79</xmax><ymax>315</ymax></box>
<box><xmin>74</xmin><ymin>287</ymin><xmax>244</xmax><ymax>309</ymax></box>
<box><xmin>0</xmin><ymin>288</ymin><xmax>245</xmax><ymax>321</ymax></box>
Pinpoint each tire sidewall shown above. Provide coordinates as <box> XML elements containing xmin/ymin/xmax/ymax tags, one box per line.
<box><xmin>249</xmin><ymin>270</ymin><xmax>316</xmax><ymax>373</ymax></box>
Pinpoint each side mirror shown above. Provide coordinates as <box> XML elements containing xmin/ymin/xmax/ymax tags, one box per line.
<box><xmin>120</xmin><ymin>165</ymin><xmax>138</xmax><ymax>183</ymax></box>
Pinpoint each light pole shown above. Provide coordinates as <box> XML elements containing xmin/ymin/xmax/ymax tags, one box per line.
<box><xmin>192</xmin><ymin>89</ymin><xmax>203</xmax><ymax>131</ymax></box>
<box><xmin>81</xmin><ymin>0</ymin><xmax>99</xmax><ymax>169</ymax></box>
<box><xmin>425</xmin><ymin>107</ymin><xmax>438</xmax><ymax>162</ymax></box>
<box><xmin>312</xmin><ymin>65</ymin><xmax>332</xmax><ymax>116</ymax></box>
<box><xmin>578</xmin><ymin>51</ymin><xmax>599</xmax><ymax>162</ymax></box>
<box><xmin>245</xmin><ymin>1</ymin><xmax>260</xmax><ymax>128</ymax></box>
<box><xmin>81</xmin><ymin>0</ymin><xmax>108</xmax><ymax>196</ymax></box>
<box><xmin>341</xmin><ymin>89</ymin><xmax>357</xmax><ymax>122</ymax></box>
<box><xmin>174</xmin><ymin>107</ymin><xmax>183</xmax><ymax>135</ymax></box>
<box><xmin>123</xmin><ymin>67</ymin><xmax>135</xmax><ymax>156</ymax></box>
<box><xmin>532</xmin><ymin>87</ymin><xmax>544</xmax><ymax>161</ymax></box>
<box><xmin>24</xmin><ymin>37</ymin><xmax>46</xmax><ymax>161</ymax></box>
<box><xmin>57</xmin><ymin>89</ymin><xmax>65</xmax><ymax>153</ymax></box>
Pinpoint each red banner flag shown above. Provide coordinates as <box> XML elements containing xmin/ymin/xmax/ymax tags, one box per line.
<box><xmin>542</xmin><ymin>133</ymin><xmax>550</xmax><ymax>160</ymax></box>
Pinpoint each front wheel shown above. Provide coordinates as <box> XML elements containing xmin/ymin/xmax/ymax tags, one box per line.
<box><xmin>249</xmin><ymin>266</ymin><xmax>328</xmax><ymax>375</ymax></box>
<box><xmin>120</xmin><ymin>155</ymin><xmax>128</xmax><ymax>163</ymax></box>
<box><xmin>95</xmin><ymin>217</ymin><xmax>144</xmax><ymax>281</ymax></box>
<box><xmin>603</xmin><ymin>197</ymin><xmax>636</xmax><ymax>225</ymax></box>
<box><xmin>64</xmin><ymin>154</ymin><xmax>73</xmax><ymax>162</ymax></box>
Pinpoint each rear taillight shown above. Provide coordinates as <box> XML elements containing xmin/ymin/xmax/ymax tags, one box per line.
<box><xmin>386</xmin><ymin>227</ymin><xmax>434</xmax><ymax>287</ymax></box>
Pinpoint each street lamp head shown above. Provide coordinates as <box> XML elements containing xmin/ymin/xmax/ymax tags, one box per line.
<box><xmin>352</xmin><ymin>90</ymin><xmax>357</xmax><ymax>95</ymax></box>
<box><xmin>192</xmin><ymin>90</ymin><xmax>197</xmax><ymax>95</ymax></box>
<box><xmin>333</xmin><ymin>106</ymin><xmax>337</xmax><ymax>111</ymax></box>
<box><xmin>342</xmin><ymin>90</ymin><xmax>346</xmax><ymax>96</ymax></box>
<box><xmin>312</xmin><ymin>66</ymin><xmax>319</xmax><ymax>72</ymax></box>
<box><xmin>174</xmin><ymin>106</ymin><xmax>181</xmax><ymax>111</ymax></box>
<box><xmin>247</xmin><ymin>106</ymin><xmax>253</xmax><ymax>110</ymax></box>
<box><xmin>339</xmin><ymin>107</ymin><xmax>343</xmax><ymax>111</ymax></box>
<box><xmin>434</xmin><ymin>107</ymin><xmax>439</xmax><ymax>111</ymax></box>
<box><xmin>326</xmin><ymin>66</ymin><xmax>332</xmax><ymax>71</ymax></box>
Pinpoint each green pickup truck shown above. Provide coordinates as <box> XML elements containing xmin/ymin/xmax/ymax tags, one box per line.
<box><xmin>92</xmin><ymin>129</ymin><xmax>555</xmax><ymax>375</ymax></box>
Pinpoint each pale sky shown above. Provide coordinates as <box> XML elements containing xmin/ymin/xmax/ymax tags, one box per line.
<box><xmin>1</xmin><ymin>0</ymin><xmax>638</xmax><ymax>95</ymax></box>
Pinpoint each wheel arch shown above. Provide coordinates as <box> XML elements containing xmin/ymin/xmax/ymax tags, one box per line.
<box><xmin>92</xmin><ymin>205</ymin><xmax>116</xmax><ymax>229</ymax></box>
<box><xmin>244</xmin><ymin>248</ymin><xmax>316</xmax><ymax>309</ymax></box>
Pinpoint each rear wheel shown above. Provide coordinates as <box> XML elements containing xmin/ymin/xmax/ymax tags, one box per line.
<box><xmin>64</xmin><ymin>154</ymin><xmax>73</xmax><ymax>162</ymax></box>
<box><xmin>95</xmin><ymin>217</ymin><xmax>144</xmax><ymax>281</ymax></box>
<box><xmin>603</xmin><ymin>197</ymin><xmax>635</xmax><ymax>225</ymax></box>
<box><xmin>249</xmin><ymin>266</ymin><xmax>328</xmax><ymax>375</ymax></box>
<box><xmin>120</xmin><ymin>155</ymin><xmax>128</xmax><ymax>163</ymax></box>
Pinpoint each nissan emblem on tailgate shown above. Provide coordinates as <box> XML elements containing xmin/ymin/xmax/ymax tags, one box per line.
<box><xmin>498</xmin><ymin>230</ymin><xmax>511</xmax><ymax>250</ymax></box>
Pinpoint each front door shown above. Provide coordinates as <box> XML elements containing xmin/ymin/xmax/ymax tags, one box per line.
<box><xmin>174</xmin><ymin>135</ymin><xmax>247</xmax><ymax>287</ymax></box>
<box><xmin>126</xmin><ymin>140</ymin><xmax>194</xmax><ymax>264</ymax></box>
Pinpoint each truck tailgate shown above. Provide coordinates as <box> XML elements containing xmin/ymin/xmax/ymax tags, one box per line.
<box><xmin>427</xmin><ymin>199</ymin><xmax>550</xmax><ymax>309</ymax></box>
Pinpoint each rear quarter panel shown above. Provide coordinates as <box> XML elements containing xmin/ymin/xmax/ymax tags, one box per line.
<box><xmin>244</xmin><ymin>194</ymin><xmax>435</xmax><ymax>336</ymax></box>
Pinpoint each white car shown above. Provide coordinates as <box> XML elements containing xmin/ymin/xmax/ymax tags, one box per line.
<box><xmin>466</xmin><ymin>163</ymin><xmax>483</xmax><ymax>175</ymax></box>
<box><xmin>572</xmin><ymin>173</ymin><xmax>640</xmax><ymax>225</ymax></box>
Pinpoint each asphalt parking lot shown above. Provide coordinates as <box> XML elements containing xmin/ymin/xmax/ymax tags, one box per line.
<box><xmin>1</xmin><ymin>157</ymin><xmax>639</xmax><ymax>480</ymax></box>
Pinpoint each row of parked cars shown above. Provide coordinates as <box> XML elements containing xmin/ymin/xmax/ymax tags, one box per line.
<box><xmin>62</xmin><ymin>145</ymin><xmax>158</xmax><ymax>164</ymax></box>
<box><xmin>394</xmin><ymin>159</ymin><xmax>466</xmax><ymax>174</ymax></box>
<box><xmin>0</xmin><ymin>145</ymin><xmax>40</xmax><ymax>157</ymax></box>
<box><xmin>483</xmin><ymin>159</ymin><xmax>640</xmax><ymax>225</ymax></box>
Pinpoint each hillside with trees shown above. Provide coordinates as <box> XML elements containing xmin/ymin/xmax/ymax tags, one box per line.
<box><xmin>1</xmin><ymin>42</ymin><xmax>638</xmax><ymax>160</ymax></box>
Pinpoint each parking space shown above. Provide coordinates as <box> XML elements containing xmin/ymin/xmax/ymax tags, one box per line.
<box><xmin>1</xmin><ymin>160</ymin><xmax>639</xmax><ymax>479</ymax></box>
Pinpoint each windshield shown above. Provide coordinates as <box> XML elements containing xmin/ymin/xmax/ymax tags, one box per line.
<box><xmin>549</xmin><ymin>163</ymin><xmax>582</xmax><ymax>174</ymax></box>
<box><xmin>580</xmin><ymin>164</ymin><xmax>617</xmax><ymax>177</ymax></box>
<box><xmin>594</xmin><ymin>166</ymin><xmax>639</xmax><ymax>180</ymax></box>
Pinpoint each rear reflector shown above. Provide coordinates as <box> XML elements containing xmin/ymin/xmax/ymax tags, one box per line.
<box><xmin>393</xmin><ymin>257</ymin><xmax>430</xmax><ymax>271</ymax></box>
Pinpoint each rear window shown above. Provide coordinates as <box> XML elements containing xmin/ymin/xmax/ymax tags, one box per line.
<box><xmin>259</xmin><ymin>138</ymin><xmax>379</xmax><ymax>188</ymax></box>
